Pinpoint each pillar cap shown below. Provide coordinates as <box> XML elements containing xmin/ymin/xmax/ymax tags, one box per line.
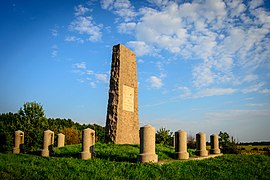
<box><xmin>142</xmin><ymin>125</ymin><xmax>155</xmax><ymax>128</ymax></box>
<box><xmin>197</xmin><ymin>132</ymin><xmax>206</xmax><ymax>135</ymax></box>
<box><xmin>44</xmin><ymin>130</ymin><xmax>53</xmax><ymax>133</ymax></box>
<box><xmin>84</xmin><ymin>128</ymin><xmax>95</xmax><ymax>132</ymax></box>
<box><xmin>176</xmin><ymin>130</ymin><xmax>186</xmax><ymax>133</ymax></box>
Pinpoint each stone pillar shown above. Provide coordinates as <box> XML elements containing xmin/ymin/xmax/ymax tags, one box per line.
<box><xmin>57</xmin><ymin>133</ymin><xmax>65</xmax><ymax>148</ymax></box>
<box><xmin>195</xmin><ymin>132</ymin><xmax>208</xmax><ymax>157</ymax></box>
<box><xmin>105</xmin><ymin>44</ymin><xmax>139</xmax><ymax>144</ymax></box>
<box><xmin>210</xmin><ymin>134</ymin><xmax>221</xmax><ymax>154</ymax></box>
<box><xmin>80</xmin><ymin>128</ymin><xmax>95</xmax><ymax>160</ymax></box>
<box><xmin>41</xmin><ymin>130</ymin><xmax>54</xmax><ymax>157</ymax></box>
<box><xmin>174</xmin><ymin>130</ymin><xmax>189</xmax><ymax>160</ymax></box>
<box><xmin>12</xmin><ymin>130</ymin><xmax>24</xmax><ymax>154</ymax></box>
<box><xmin>137</xmin><ymin>125</ymin><xmax>158</xmax><ymax>163</ymax></box>
<box><xmin>172</xmin><ymin>135</ymin><xmax>175</xmax><ymax>147</ymax></box>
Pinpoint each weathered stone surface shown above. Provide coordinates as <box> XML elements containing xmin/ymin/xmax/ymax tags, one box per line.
<box><xmin>210</xmin><ymin>134</ymin><xmax>221</xmax><ymax>154</ymax></box>
<box><xmin>174</xmin><ymin>130</ymin><xmax>189</xmax><ymax>160</ymax></box>
<box><xmin>57</xmin><ymin>133</ymin><xmax>65</xmax><ymax>148</ymax></box>
<box><xmin>105</xmin><ymin>44</ymin><xmax>139</xmax><ymax>144</ymax></box>
<box><xmin>12</xmin><ymin>130</ymin><xmax>24</xmax><ymax>154</ymax></box>
<box><xmin>195</xmin><ymin>132</ymin><xmax>208</xmax><ymax>157</ymax></box>
<box><xmin>80</xmin><ymin>128</ymin><xmax>95</xmax><ymax>160</ymax></box>
<box><xmin>138</xmin><ymin>125</ymin><xmax>158</xmax><ymax>163</ymax></box>
<box><xmin>41</xmin><ymin>130</ymin><xmax>54</xmax><ymax>157</ymax></box>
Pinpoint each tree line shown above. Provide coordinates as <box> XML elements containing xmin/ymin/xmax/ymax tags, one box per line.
<box><xmin>1</xmin><ymin>102</ymin><xmax>255</xmax><ymax>154</ymax></box>
<box><xmin>0</xmin><ymin>102</ymin><xmax>105</xmax><ymax>152</ymax></box>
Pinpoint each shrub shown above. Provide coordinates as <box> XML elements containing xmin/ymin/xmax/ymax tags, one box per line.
<box><xmin>61</xmin><ymin>127</ymin><xmax>81</xmax><ymax>145</ymax></box>
<box><xmin>156</xmin><ymin>127</ymin><xmax>173</xmax><ymax>146</ymax></box>
<box><xmin>219</xmin><ymin>131</ymin><xmax>239</xmax><ymax>154</ymax></box>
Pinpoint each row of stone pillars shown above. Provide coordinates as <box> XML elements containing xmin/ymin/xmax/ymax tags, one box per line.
<box><xmin>12</xmin><ymin>129</ymin><xmax>96</xmax><ymax>160</ymax></box>
<box><xmin>138</xmin><ymin>126</ymin><xmax>221</xmax><ymax>163</ymax></box>
<box><xmin>12</xmin><ymin>130</ymin><xmax>65</xmax><ymax>155</ymax></box>
<box><xmin>12</xmin><ymin>127</ymin><xmax>220</xmax><ymax>163</ymax></box>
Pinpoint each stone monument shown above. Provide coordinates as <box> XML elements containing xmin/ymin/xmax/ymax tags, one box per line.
<box><xmin>41</xmin><ymin>130</ymin><xmax>54</xmax><ymax>157</ymax></box>
<box><xmin>57</xmin><ymin>133</ymin><xmax>65</xmax><ymax>148</ymax></box>
<box><xmin>195</xmin><ymin>132</ymin><xmax>208</xmax><ymax>157</ymax></box>
<box><xmin>12</xmin><ymin>130</ymin><xmax>24</xmax><ymax>154</ymax></box>
<box><xmin>137</xmin><ymin>125</ymin><xmax>158</xmax><ymax>163</ymax></box>
<box><xmin>210</xmin><ymin>134</ymin><xmax>221</xmax><ymax>154</ymax></box>
<box><xmin>80</xmin><ymin>128</ymin><xmax>95</xmax><ymax>160</ymax></box>
<box><xmin>105</xmin><ymin>44</ymin><xmax>139</xmax><ymax>144</ymax></box>
<box><xmin>174</xmin><ymin>130</ymin><xmax>189</xmax><ymax>160</ymax></box>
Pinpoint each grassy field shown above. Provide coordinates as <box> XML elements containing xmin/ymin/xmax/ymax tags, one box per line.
<box><xmin>1</xmin><ymin>143</ymin><xmax>270</xmax><ymax>179</ymax></box>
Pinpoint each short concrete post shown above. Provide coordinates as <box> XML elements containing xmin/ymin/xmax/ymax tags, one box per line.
<box><xmin>80</xmin><ymin>128</ymin><xmax>95</xmax><ymax>160</ymax></box>
<box><xmin>41</xmin><ymin>130</ymin><xmax>54</xmax><ymax>157</ymax></box>
<box><xmin>12</xmin><ymin>130</ymin><xmax>24</xmax><ymax>154</ymax></box>
<box><xmin>137</xmin><ymin>125</ymin><xmax>158</xmax><ymax>163</ymax></box>
<box><xmin>195</xmin><ymin>132</ymin><xmax>208</xmax><ymax>157</ymax></box>
<box><xmin>210</xmin><ymin>134</ymin><xmax>221</xmax><ymax>154</ymax></box>
<box><xmin>174</xmin><ymin>130</ymin><xmax>189</xmax><ymax>160</ymax></box>
<box><xmin>57</xmin><ymin>133</ymin><xmax>65</xmax><ymax>148</ymax></box>
<box><xmin>172</xmin><ymin>135</ymin><xmax>175</xmax><ymax>147</ymax></box>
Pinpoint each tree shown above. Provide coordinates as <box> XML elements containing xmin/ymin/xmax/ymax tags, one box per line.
<box><xmin>219</xmin><ymin>131</ymin><xmax>239</xmax><ymax>154</ymax></box>
<box><xmin>156</xmin><ymin>127</ymin><xmax>173</xmax><ymax>146</ymax></box>
<box><xmin>18</xmin><ymin>102</ymin><xmax>48</xmax><ymax>151</ymax></box>
<box><xmin>61</xmin><ymin>127</ymin><xmax>81</xmax><ymax>145</ymax></box>
<box><xmin>187</xmin><ymin>134</ymin><xmax>196</xmax><ymax>149</ymax></box>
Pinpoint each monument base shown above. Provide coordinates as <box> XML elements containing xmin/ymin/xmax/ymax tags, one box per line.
<box><xmin>196</xmin><ymin>150</ymin><xmax>208</xmax><ymax>157</ymax></box>
<box><xmin>41</xmin><ymin>149</ymin><xmax>49</xmax><ymax>157</ymax></box>
<box><xmin>138</xmin><ymin>153</ymin><xmax>158</xmax><ymax>163</ymax></box>
<box><xmin>12</xmin><ymin>147</ymin><xmax>20</xmax><ymax>154</ymax></box>
<box><xmin>210</xmin><ymin>149</ymin><xmax>221</xmax><ymax>154</ymax></box>
<box><xmin>175</xmin><ymin>152</ymin><xmax>189</xmax><ymax>160</ymax></box>
<box><xmin>80</xmin><ymin>151</ymin><xmax>92</xmax><ymax>160</ymax></box>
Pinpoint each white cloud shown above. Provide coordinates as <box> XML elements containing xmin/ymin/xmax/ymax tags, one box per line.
<box><xmin>65</xmin><ymin>36</ymin><xmax>84</xmax><ymax>43</ymax></box>
<box><xmin>138</xmin><ymin>59</ymin><xmax>144</xmax><ymax>63</ymax></box>
<box><xmin>248</xmin><ymin>0</ymin><xmax>264</xmax><ymax>10</ymax></box>
<box><xmin>73</xmin><ymin>62</ymin><xmax>87</xmax><ymax>70</ymax></box>
<box><xmin>147</xmin><ymin>0</ymin><xmax>169</xmax><ymax>7</ymax></box>
<box><xmin>242</xmin><ymin>74</ymin><xmax>258</xmax><ymax>83</ymax></box>
<box><xmin>192</xmin><ymin>63</ymin><xmax>215</xmax><ymax>88</ymax></box>
<box><xmin>177</xmin><ymin>86</ymin><xmax>191</xmax><ymax>98</ymax></box>
<box><xmin>72</xmin><ymin>62</ymin><xmax>109</xmax><ymax>87</ymax></box>
<box><xmin>90</xmin><ymin>82</ymin><xmax>97</xmax><ymax>88</ymax></box>
<box><xmin>69</xmin><ymin>16</ymin><xmax>102</xmax><ymax>42</ymax></box>
<box><xmin>99</xmin><ymin>0</ymin><xmax>270</xmax><ymax>93</ymax></box>
<box><xmin>51</xmin><ymin>29</ymin><xmax>58</xmax><ymax>37</ymax></box>
<box><xmin>100</xmin><ymin>0</ymin><xmax>136</xmax><ymax>22</ymax></box>
<box><xmin>193</xmin><ymin>88</ymin><xmax>237</xmax><ymax>98</ymax></box>
<box><xmin>126</xmin><ymin>41</ymin><xmax>154</xmax><ymax>56</ymax></box>
<box><xmin>245</xmin><ymin>103</ymin><xmax>265</xmax><ymax>107</ymax></box>
<box><xmin>74</xmin><ymin>4</ymin><xmax>92</xmax><ymax>16</ymax></box>
<box><xmin>117</xmin><ymin>22</ymin><xmax>136</xmax><ymax>34</ymax></box>
<box><xmin>260</xmin><ymin>88</ymin><xmax>270</xmax><ymax>94</ymax></box>
<box><xmin>95</xmin><ymin>73</ymin><xmax>108</xmax><ymax>83</ymax></box>
<box><xmin>149</xmin><ymin>76</ymin><xmax>163</xmax><ymax>88</ymax></box>
<box><xmin>242</xmin><ymin>82</ymin><xmax>265</xmax><ymax>93</ymax></box>
<box><xmin>86</xmin><ymin>70</ymin><xmax>94</xmax><ymax>75</ymax></box>
<box><xmin>51</xmin><ymin>45</ymin><xmax>58</xmax><ymax>58</ymax></box>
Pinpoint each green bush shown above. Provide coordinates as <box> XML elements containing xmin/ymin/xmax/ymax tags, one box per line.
<box><xmin>156</xmin><ymin>127</ymin><xmax>173</xmax><ymax>146</ymax></box>
<box><xmin>219</xmin><ymin>131</ymin><xmax>239</xmax><ymax>154</ymax></box>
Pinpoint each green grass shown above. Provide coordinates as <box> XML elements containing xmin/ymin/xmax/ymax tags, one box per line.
<box><xmin>1</xmin><ymin>143</ymin><xmax>270</xmax><ymax>179</ymax></box>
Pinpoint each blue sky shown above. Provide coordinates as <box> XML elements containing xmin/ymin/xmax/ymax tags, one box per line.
<box><xmin>1</xmin><ymin>0</ymin><xmax>270</xmax><ymax>142</ymax></box>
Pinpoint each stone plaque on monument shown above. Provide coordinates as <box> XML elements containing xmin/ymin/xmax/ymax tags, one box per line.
<box><xmin>105</xmin><ymin>44</ymin><xmax>139</xmax><ymax>144</ymax></box>
<box><xmin>123</xmin><ymin>85</ymin><xmax>134</xmax><ymax>112</ymax></box>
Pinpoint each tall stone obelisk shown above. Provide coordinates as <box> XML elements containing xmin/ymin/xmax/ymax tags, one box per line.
<box><xmin>105</xmin><ymin>44</ymin><xmax>139</xmax><ymax>144</ymax></box>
